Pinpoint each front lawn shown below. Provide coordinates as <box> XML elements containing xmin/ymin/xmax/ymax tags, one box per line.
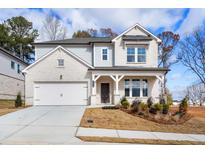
<box><xmin>80</xmin><ymin>107</ymin><xmax>205</xmax><ymax>134</ymax></box>
<box><xmin>78</xmin><ymin>136</ymin><xmax>205</xmax><ymax>145</ymax></box>
<box><xmin>0</xmin><ymin>100</ymin><xmax>28</xmax><ymax>116</ymax></box>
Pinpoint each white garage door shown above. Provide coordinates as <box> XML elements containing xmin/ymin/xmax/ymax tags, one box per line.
<box><xmin>34</xmin><ymin>82</ymin><xmax>88</xmax><ymax>105</ymax></box>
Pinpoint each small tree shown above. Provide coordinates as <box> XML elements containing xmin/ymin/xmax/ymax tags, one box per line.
<box><xmin>179</xmin><ymin>96</ymin><xmax>189</xmax><ymax>114</ymax></box>
<box><xmin>15</xmin><ymin>92</ymin><xmax>22</xmax><ymax>108</ymax></box>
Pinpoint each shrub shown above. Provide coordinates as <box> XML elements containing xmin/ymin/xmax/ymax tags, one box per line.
<box><xmin>15</xmin><ymin>92</ymin><xmax>22</xmax><ymax>108</ymax></box>
<box><xmin>159</xmin><ymin>97</ymin><xmax>166</xmax><ymax>104</ymax></box>
<box><xmin>154</xmin><ymin>103</ymin><xmax>163</xmax><ymax>111</ymax></box>
<box><xmin>140</xmin><ymin>102</ymin><xmax>148</xmax><ymax>111</ymax></box>
<box><xmin>149</xmin><ymin>107</ymin><xmax>157</xmax><ymax>114</ymax></box>
<box><xmin>162</xmin><ymin>103</ymin><xmax>169</xmax><ymax>114</ymax></box>
<box><xmin>179</xmin><ymin>96</ymin><xmax>188</xmax><ymax>114</ymax></box>
<box><xmin>147</xmin><ymin>97</ymin><xmax>154</xmax><ymax>108</ymax></box>
<box><xmin>131</xmin><ymin>99</ymin><xmax>142</xmax><ymax>112</ymax></box>
<box><xmin>120</xmin><ymin>96</ymin><xmax>127</xmax><ymax>104</ymax></box>
<box><xmin>121</xmin><ymin>100</ymin><xmax>130</xmax><ymax>109</ymax></box>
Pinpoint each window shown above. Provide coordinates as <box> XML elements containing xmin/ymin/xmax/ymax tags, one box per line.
<box><xmin>17</xmin><ymin>64</ymin><xmax>20</xmax><ymax>74</ymax></box>
<box><xmin>58</xmin><ymin>59</ymin><xmax>64</xmax><ymax>66</ymax></box>
<box><xmin>124</xmin><ymin>79</ymin><xmax>130</xmax><ymax>97</ymax></box>
<box><xmin>142</xmin><ymin>79</ymin><xmax>148</xmax><ymax>97</ymax></box>
<box><xmin>132</xmin><ymin>79</ymin><xmax>140</xmax><ymax>97</ymax></box>
<box><xmin>11</xmin><ymin>61</ymin><xmax>15</xmax><ymax>70</ymax></box>
<box><xmin>127</xmin><ymin>48</ymin><xmax>135</xmax><ymax>62</ymax></box>
<box><xmin>124</xmin><ymin>79</ymin><xmax>149</xmax><ymax>97</ymax></box>
<box><xmin>102</xmin><ymin>48</ymin><xmax>108</xmax><ymax>60</ymax></box>
<box><xmin>127</xmin><ymin>47</ymin><xmax>146</xmax><ymax>63</ymax></box>
<box><xmin>138</xmin><ymin>48</ymin><xmax>146</xmax><ymax>62</ymax></box>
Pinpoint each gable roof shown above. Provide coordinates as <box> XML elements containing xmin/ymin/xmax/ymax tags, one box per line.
<box><xmin>33</xmin><ymin>37</ymin><xmax>113</xmax><ymax>45</ymax></box>
<box><xmin>112</xmin><ymin>23</ymin><xmax>161</xmax><ymax>43</ymax></box>
<box><xmin>0</xmin><ymin>47</ymin><xmax>29</xmax><ymax>66</ymax></box>
<box><xmin>22</xmin><ymin>46</ymin><xmax>94</xmax><ymax>73</ymax></box>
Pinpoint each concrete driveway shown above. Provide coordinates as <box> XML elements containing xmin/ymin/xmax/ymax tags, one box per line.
<box><xmin>0</xmin><ymin>106</ymin><xmax>86</xmax><ymax>144</ymax></box>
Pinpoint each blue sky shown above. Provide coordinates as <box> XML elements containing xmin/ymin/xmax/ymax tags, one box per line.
<box><xmin>0</xmin><ymin>8</ymin><xmax>204</xmax><ymax>99</ymax></box>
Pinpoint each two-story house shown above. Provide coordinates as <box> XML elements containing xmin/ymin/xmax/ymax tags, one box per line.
<box><xmin>23</xmin><ymin>23</ymin><xmax>169</xmax><ymax>106</ymax></box>
<box><xmin>0</xmin><ymin>47</ymin><xmax>28</xmax><ymax>100</ymax></box>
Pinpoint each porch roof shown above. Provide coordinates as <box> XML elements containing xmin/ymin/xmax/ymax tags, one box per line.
<box><xmin>88</xmin><ymin>66</ymin><xmax>170</xmax><ymax>72</ymax></box>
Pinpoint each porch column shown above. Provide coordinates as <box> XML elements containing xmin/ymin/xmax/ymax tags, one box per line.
<box><xmin>110</xmin><ymin>75</ymin><xmax>124</xmax><ymax>104</ymax></box>
<box><xmin>156</xmin><ymin>75</ymin><xmax>164</xmax><ymax>96</ymax></box>
<box><xmin>91</xmin><ymin>74</ymin><xmax>100</xmax><ymax>105</ymax></box>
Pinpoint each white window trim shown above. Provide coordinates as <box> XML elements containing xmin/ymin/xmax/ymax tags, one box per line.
<box><xmin>124</xmin><ymin>79</ymin><xmax>148</xmax><ymax>98</ymax></box>
<box><xmin>101</xmin><ymin>47</ymin><xmax>109</xmax><ymax>61</ymax></box>
<box><xmin>126</xmin><ymin>47</ymin><xmax>146</xmax><ymax>63</ymax></box>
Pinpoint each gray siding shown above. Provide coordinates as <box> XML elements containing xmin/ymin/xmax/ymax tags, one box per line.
<box><xmin>0</xmin><ymin>52</ymin><xmax>26</xmax><ymax>80</ymax></box>
<box><xmin>94</xmin><ymin>43</ymin><xmax>113</xmax><ymax>67</ymax></box>
<box><xmin>35</xmin><ymin>45</ymin><xmax>92</xmax><ymax>65</ymax></box>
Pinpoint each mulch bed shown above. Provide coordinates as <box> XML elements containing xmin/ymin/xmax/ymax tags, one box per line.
<box><xmin>120</xmin><ymin>108</ymin><xmax>192</xmax><ymax>125</ymax></box>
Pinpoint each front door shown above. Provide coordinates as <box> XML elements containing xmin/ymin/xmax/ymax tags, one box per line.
<box><xmin>101</xmin><ymin>83</ymin><xmax>110</xmax><ymax>103</ymax></box>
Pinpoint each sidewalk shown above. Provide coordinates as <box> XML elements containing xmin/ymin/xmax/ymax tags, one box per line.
<box><xmin>76</xmin><ymin>127</ymin><xmax>205</xmax><ymax>142</ymax></box>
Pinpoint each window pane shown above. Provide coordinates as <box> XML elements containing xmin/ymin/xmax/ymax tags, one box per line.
<box><xmin>138</xmin><ymin>48</ymin><xmax>145</xmax><ymax>54</ymax></box>
<box><xmin>127</xmin><ymin>48</ymin><xmax>135</xmax><ymax>54</ymax></box>
<box><xmin>102</xmin><ymin>49</ymin><xmax>108</xmax><ymax>54</ymax></box>
<box><xmin>138</xmin><ymin>55</ymin><xmax>146</xmax><ymax>62</ymax></box>
<box><xmin>102</xmin><ymin>55</ymin><xmax>107</xmax><ymax>60</ymax></box>
<box><xmin>138</xmin><ymin>48</ymin><xmax>146</xmax><ymax>62</ymax></box>
<box><xmin>132</xmin><ymin>79</ymin><xmax>140</xmax><ymax>88</ymax></box>
<box><xmin>132</xmin><ymin>88</ymin><xmax>140</xmax><ymax>97</ymax></box>
<box><xmin>124</xmin><ymin>79</ymin><xmax>130</xmax><ymax>97</ymax></box>
<box><xmin>17</xmin><ymin>64</ymin><xmax>20</xmax><ymax>74</ymax></box>
<box><xmin>132</xmin><ymin>79</ymin><xmax>140</xmax><ymax>97</ymax></box>
<box><xmin>142</xmin><ymin>79</ymin><xmax>148</xmax><ymax>97</ymax></box>
<box><xmin>11</xmin><ymin>61</ymin><xmax>15</xmax><ymax>69</ymax></box>
<box><xmin>127</xmin><ymin>55</ymin><xmax>135</xmax><ymax>62</ymax></box>
<box><xmin>125</xmin><ymin>88</ymin><xmax>130</xmax><ymax>97</ymax></box>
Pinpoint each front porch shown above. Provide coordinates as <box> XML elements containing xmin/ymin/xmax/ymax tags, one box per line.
<box><xmin>90</xmin><ymin>69</ymin><xmax>166</xmax><ymax>105</ymax></box>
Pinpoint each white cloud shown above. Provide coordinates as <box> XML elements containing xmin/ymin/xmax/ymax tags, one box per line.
<box><xmin>0</xmin><ymin>8</ymin><xmax>197</xmax><ymax>41</ymax></box>
<box><xmin>53</xmin><ymin>8</ymin><xmax>185</xmax><ymax>37</ymax></box>
<box><xmin>177</xmin><ymin>9</ymin><xmax>205</xmax><ymax>35</ymax></box>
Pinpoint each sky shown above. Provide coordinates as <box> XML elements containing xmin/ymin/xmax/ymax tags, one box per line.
<box><xmin>0</xmin><ymin>8</ymin><xmax>204</xmax><ymax>100</ymax></box>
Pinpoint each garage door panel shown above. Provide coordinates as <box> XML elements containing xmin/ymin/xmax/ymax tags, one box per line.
<box><xmin>34</xmin><ymin>83</ymin><xmax>88</xmax><ymax>105</ymax></box>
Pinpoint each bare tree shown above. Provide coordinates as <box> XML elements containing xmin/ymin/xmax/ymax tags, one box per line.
<box><xmin>158</xmin><ymin>31</ymin><xmax>180</xmax><ymax>95</ymax></box>
<box><xmin>179</xmin><ymin>28</ymin><xmax>205</xmax><ymax>85</ymax></box>
<box><xmin>185</xmin><ymin>83</ymin><xmax>205</xmax><ymax>106</ymax></box>
<box><xmin>42</xmin><ymin>15</ymin><xmax>67</xmax><ymax>41</ymax></box>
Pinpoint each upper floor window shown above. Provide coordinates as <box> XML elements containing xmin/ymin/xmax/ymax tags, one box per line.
<box><xmin>102</xmin><ymin>48</ymin><xmax>108</xmax><ymax>61</ymax></box>
<box><xmin>58</xmin><ymin>59</ymin><xmax>64</xmax><ymax>67</ymax></box>
<box><xmin>17</xmin><ymin>64</ymin><xmax>21</xmax><ymax>74</ymax></box>
<box><xmin>138</xmin><ymin>48</ymin><xmax>146</xmax><ymax>62</ymax></box>
<box><xmin>127</xmin><ymin>48</ymin><xmax>135</xmax><ymax>62</ymax></box>
<box><xmin>11</xmin><ymin>61</ymin><xmax>15</xmax><ymax>70</ymax></box>
<box><xmin>127</xmin><ymin>47</ymin><xmax>146</xmax><ymax>63</ymax></box>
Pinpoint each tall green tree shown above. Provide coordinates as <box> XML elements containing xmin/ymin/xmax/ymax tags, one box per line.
<box><xmin>0</xmin><ymin>24</ymin><xmax>10</xmax><ymax>48</ymax></box>
<box><xmin>4</xmin><ymin>16</ymin><xmax>39</xmax><ymax>62</ymax></box>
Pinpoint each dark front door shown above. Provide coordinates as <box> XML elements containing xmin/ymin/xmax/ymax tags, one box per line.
<box><xmin>101</xmin><ymin>83</ymin><xmax>110</xmax><ymax>103</ymax></box>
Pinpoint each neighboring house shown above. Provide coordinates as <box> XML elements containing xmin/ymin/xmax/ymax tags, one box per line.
<box><xmin>0</xmin><ymin>47</ymin><xmax>28</xmax><ymax>100</ymax></box>
<box><xmin>23</xmin><ymin>23</ymin><xmax>169</xmax><ymax>106</ymax></box>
